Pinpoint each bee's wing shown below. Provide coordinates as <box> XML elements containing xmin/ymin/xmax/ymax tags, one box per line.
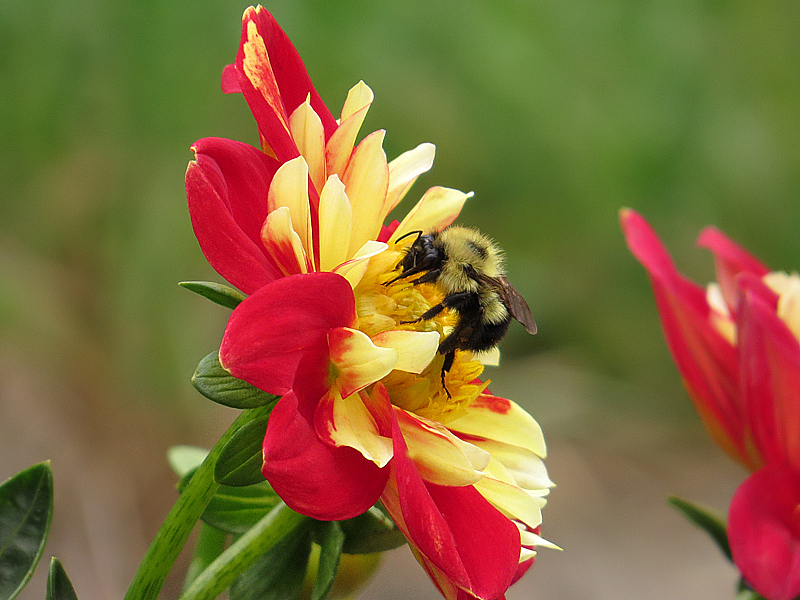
<box><xmin>491</xmin><ymin>276</ymin><xmax>538</xmax><ymax>335</ymax></box>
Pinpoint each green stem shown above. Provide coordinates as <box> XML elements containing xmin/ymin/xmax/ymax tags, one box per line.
<box><xmin>124</xmin><ymin>406</ymin><xmax>271</xmax><ymax>600</ymax></box>
<box><xmin>183</xmin><ymin>523</ymin><xmax>226</xmax><ymax>591</ymax></box>
<box><xmin>178</xmin><ymin>503</ymin><xmax>307</xmax><ymax>600</ymax></box>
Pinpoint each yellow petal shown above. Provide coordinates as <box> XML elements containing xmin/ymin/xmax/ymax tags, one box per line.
<box><xmin>447</xmin><ymin>396</ymin><xmax>547</xmax><ymax>458</ymax></box>
<box><xmin>389</xmin><ymin>186</ymin><xmax>472</xmax><ymax>243</ymax></box>
<box><xmin>472</xmin><ymin>438</ymin><xmax>554</xmax><ymax>490</ymax></box>
<box><xmin>260</xmin><ymin>206</ymin><xmax>308</xmax><ymax>275</ymax></box>
<box><xmin>268</xmin><ymin>157</ymin><xmax>314</xmax><ymax>267</ymax></box>
<box><xmin>329</xmin><ymin>327</ymin><xmax>397</xmax><ymax>398</ymax></box>
<box><xmin>342</xmin><ymin>130</ymin><xmax>389</xmax><ymax>256</ymax></box>
<box><xmin>334</xmin><ymin>240</ymin><xmax>388</xmax><ymax>288</ymax></box>
<box><xmin>520</xmin><ymin>527</ymin><xmax>561</xmax><ymax>551</ymax></box>
<box><xmin>395</xmin><ymin>408</ymin><xmax>489</xmax><ymax>486</ymax></box>
<box><xmin>385</xmin><ymin>142</ymin><xmax>436</xmax><ymax>214</ymax></box>
<box><xmin>326</xmin><ymin>81</ymin><xmax>374</xmax><ymax>178</ymax></box>
<box><xmin>473</xmin><ymin>472</ymin><xmax>545</xmax><ymax>531</ymax></box>
<box><xmin>289</xmin><ymin>97</ymin><xmax>326</xmax><ymax>194</ymax></box>
<box><xmin>318</xmin><ymin>175</ymin><xmax>353</xmax><ymax>271</ymax></box>
<box><xmin>321</xmin><ymin>388</ymin><xmax>394</xmax><ymax>467</ymax></box>
<box><xmin>371</xmin><ymin>330</ymin><xmax>439</xmax><ymax>374</ymax></box>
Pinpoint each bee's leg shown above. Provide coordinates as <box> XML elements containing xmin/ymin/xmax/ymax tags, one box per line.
<box><xmin>410</xmin><ymin>269</ymin><xmax>441</xmax><ymax>285</ymax></box>
<box><xmin>440</xmin><ymin>350</ymin><xmax>456</xmax><ymax>398</ymax></box>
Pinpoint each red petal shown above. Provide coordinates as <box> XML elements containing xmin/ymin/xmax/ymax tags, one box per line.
<box><xmin>697</xmin><ymin>226</ymin><xmax>769</xmax><ymax>314</ymax></box>
<box><xmin>234</xmin><ymin>7</ymin><xmax>337</xmax><ymax>162</ymax></box>
<box><xmin>620</xmin><ymin>209</ymin><xmax>750</xmax><ymax>466</ymax></box>
<box><xmin>381</xmin><ymin>409</ymin><xmax>520</xmax><ymax>600</ymax></box>
<box><xmin>262</xmin><ymin>389</ymin><xmax>388</xmax><ymax>521</ymax></box>
<box><xmin>219</xmin><ymin>272</ymin><xmax>356</xmax><ymax>395</ymax></box>
<box><xmin>221</xmin><ymin>64</ymin><xmax>241</xmax><ymax>94</ymax></box>
<box><xmin>729</xmin><ymin>465</ymin><xmax>800</xmax><ymax>600</ymax></box>
<box><xmin>739</xmin><ymin>292</ymin><xmax>800</xmax><ymax>470</ymax></box>
<box><xmin>187</xmin><ymin>137</ymin><xmax>282</xmax><ymax>294</ymax></box>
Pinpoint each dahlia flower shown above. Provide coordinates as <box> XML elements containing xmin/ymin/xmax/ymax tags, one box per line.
<box><xmin>186</xmin><ymin>6</ymin><xmax>554</xmax><ymax>599</ymax></box>
<box><xmin>621</xmin><ymin>208</ymin><xmax>800</xmax><ymax>599</ymax></box>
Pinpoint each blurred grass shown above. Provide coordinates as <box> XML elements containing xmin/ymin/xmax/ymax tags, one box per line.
<box><xmin>0</xmin><ymin>0</ymin><xmax>799</xmax><ymax>595</ymax></box>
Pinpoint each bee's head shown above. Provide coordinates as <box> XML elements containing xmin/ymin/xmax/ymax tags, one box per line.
<box><xmin>387</xmin><ymin>230</ymin><xmax>443</xmax><ymax>283</ymax></box>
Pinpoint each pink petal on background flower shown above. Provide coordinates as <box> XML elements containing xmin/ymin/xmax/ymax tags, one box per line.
<box><xmin>381</xmin><ymin>415</ymin><xmax>521</xmax><ymax>600</ymax></box>
<box><xmin>220</xmin><ymin>273</ymin><xmax>356</xmax><ymax>395</ymax></box>
<box><xmin>739</xmin><ymin>291</ymin><xmax>800</xmax><ymax>470</ymax></box>
<box><xmin>289</xmin><ymin>99</ymin><xmax>327</xmax><ymax>193</ymax></box>
<box><xmin>326</xmin><ymin>81</ymin><xmax>374</xmax><ymax>178</ymax></box>
<box><xmin>187</xmin><ymin>137</ymin><xmax>282</xmax><ymax>294</ymax></box>
<box><xmin>728</xmin><ymin>465</ymin><xmax>800</xmax><ymax>600</ymax></box>
<box><xmin>385</xmin><ymin>142</ymin><xmax>436</xmax><ymax>214</ymax></box>
<box><xmin>260</xmin><ymin>207</ymin><xmax>309</xmax><ymax>276</ymax></box>
<box><xmin>389</xmin><ymin>187</ymin><xmax>472</xmax><ymax>243</ymax></box>
<box><xmin>328</xmin><ymin>327</ymin><xmax>397</xmax><ymax>398</ymax></box>
<box><xmin>620</xmin><ymin>209</ymin><xmax>751</xmax><ymax>467</ymax></box>
<box><xmin>697</xmin><ymin>226</ymin><xmax>769</xmax><ymax>315</ymax></box>
<box><xmin>262</xmin><ymin>389</ymin><xmax>388</xmax><ymax>521</ymax></box>
<box><xmin>221</xmin><ymin>64</ymin><xmax>241</xmax><ymax>93</ymax></box>
<box><xmin>342</xmin><ymin>130</ymin><xmax>390</xmax><ymax>255</ymax></box>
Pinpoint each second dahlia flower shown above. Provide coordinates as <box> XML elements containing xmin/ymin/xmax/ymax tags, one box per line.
<box><xmin>186</xmin><ymin>7</ymin><xmax>554</xmax><ymax>600</ymax></box>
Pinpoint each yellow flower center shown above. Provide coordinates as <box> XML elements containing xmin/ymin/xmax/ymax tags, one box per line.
<box><xmin>353</xmin><ymin>247</ymin><xmax>487</xmax><ymax>423</ymax></box>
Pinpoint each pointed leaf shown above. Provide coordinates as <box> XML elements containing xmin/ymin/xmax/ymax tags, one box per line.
<box><xmin>203</xmin><ymin>481</ymin><xmax>282</xmax><ymax>535</ymax></box>
<box><xmin>46</xmin><ymin>558</ymin><xmax>79</xmax><ymax>600</ymax></box>
<box><xmin>192</xmin><ymin>352</ymin><xmax>280</xmax><ymax>409</ymax></box>
<box><xmin>215</xmin><ymin>417</ymin><xmax>269</xmax><ymax>486</ymax></box>
<box><xmin>311</xmin><ymin>522</ymin><xmax>344</xmax><ymax>600</ymax></box>
<box><xmin>0</xmin><ymin>462</ymin><xmax>54</xmax><ymax>600</ymax></box>
<box><xmin>183</xmin><ymin>524</ymin><xmax>226</xmax><ymax>592</ymax></box>
<box><xmin>228</xmin><ymin>520</ymin><xmax>313</xmax><ymax>600</ymax></box>
<box><xmin>179</xmin><ymin>281</ymin><xmax>246</xmax><ymax>309</ymax></box>
<box><xmin>668</xmin><ymin>496</ymin><xmax>732</xmax><ymax>561</ymax></box>
<box><xmin>339</xmin><ymin>507</ymin><xmax>408</xmax><ymax>555</ymax></box>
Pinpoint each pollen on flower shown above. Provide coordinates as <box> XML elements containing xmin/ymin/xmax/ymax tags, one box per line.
<box><xmin>353</xmin><ymin>247</ymin><xmax>487</xmax><ymax>422</ymax></box>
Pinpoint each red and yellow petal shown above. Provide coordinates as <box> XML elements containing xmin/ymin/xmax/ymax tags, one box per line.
<box><xmin>389</xmin><ymin>186</ymin><xmax>472</xmax><ymax>243</ymax></box>
<box><xmin>220</xmin><ymin>273</ymin><xmax>356</xmax><ymax>395</ymax></box>
<box><xmin>328</xmin><ymin>327</ymin><xmax>398</xmax><ymax>398</ymax></box>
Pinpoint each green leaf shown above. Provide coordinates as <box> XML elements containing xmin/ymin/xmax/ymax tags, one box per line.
<box><xmin>192</xmin><ymin>352</ymin><xmax>280</xmax><ymax>410</ymax></box>
<box><xmin>46</xmin><ymin>558</ymin><xmax>79</xmax><ymax>600</ymax></box>
<box><xmin>228</xmin><ymin>521</ymin><xmax>313</xmax><ymax>600</ymax></box>
<box><xmin>668</xmin><ymin>496</ymin><xmax>731</xmax><ymax>561</ymax></box>
<box><xmin>203</xmin><ymin>481</ymin><xmax>282</xmax><ymax>535</ymax></box>
<box><xmin>339</xmin><ymin>507</ymin><xmax>407</xmax><ymax>554</ymax></box>
<box><xmin>311</xmin><ymin>522</ymin><xmax>345</xmax><ymax>600</ymax></box>
<box><xmin>215</xmin><ymin>418</ymin><xmax>269</xmax><ymax>487</ymax></box>
<box><xmin>0</xmin><ymin>462</ymin><xmax>54</xmax><ymax>600</ymax></box>
<box><xmin>179</xmin><ymin>281</ymin><xmax>246</xmax><ymax>309</ymax></box>
<box><xmin>183</xmin><ymin>525</ymin><xmax>226</xmax><ymax>592</ymax></box>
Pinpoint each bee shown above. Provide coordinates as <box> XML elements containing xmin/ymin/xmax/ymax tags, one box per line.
<box><xmin>388</xmin><ymin>225</ymin><xmax>537</xmax><ymax>392</ymax></box>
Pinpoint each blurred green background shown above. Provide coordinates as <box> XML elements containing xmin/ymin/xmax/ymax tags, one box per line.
<box><xmin>2</xmin><ymin>0</ymin><xmax>798</xmax><ymax>598</ymax></box>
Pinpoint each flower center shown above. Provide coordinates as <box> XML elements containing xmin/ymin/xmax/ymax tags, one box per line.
<box><xmin>353</xmin><ymin>247</ymin><xmax>487</xmax><ymax>423</ymax></box>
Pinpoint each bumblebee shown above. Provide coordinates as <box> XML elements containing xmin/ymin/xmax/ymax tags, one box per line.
<box><xmin>389</xmin><ymin>225</ymin><xmax>537</xmax><ymax>389</ymax></box>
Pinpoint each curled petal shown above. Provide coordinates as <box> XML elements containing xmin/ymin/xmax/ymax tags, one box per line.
<box><xmin>289</xmin><ymin>98</ymin><xmax>327</xmax><ymax>193</ymax></box>
<box><xmin>447</xmin><ymin>393</ymin><xmax>547</xmax><ymax>458</ymax></box>
<box><xmin>326</xmin><ymin>81</ymin><xmax>374</xmax><ymax>178</ymax></box>
<box><xmin>343</xmin><ymin>130</ymin><xmax>390</xmax><ymax>255</ymax></box>
<box><xmin>314</xmin><ymin>387</ymin><xmax>394</xmax><ymax>467</ymax></box>
<box><xmin>697</xmin><ymin>226</ymin><xmax>769</xmax><ymax>314</ymax></box>
<box><xmin>473</xmin><ymin>466</ymin><xmax>546</xmax><ymax>532</ymax></box>
<box><xmin>268</xmin><ymin>156</ymin><xmax>314</xmax><ymax>266</ymax></box>
<box><xmin>385</xmin><ymin>142</ymin><xmax>436</xmax><ymax>213</ymax></box>
<box><xmin>620</xmin><ymin>209</ymin><xmax>751</xmax><ymax>467</ymax></box>
<box><xmin>728</xmin><ymin>465</ymin><xmax>800</xmax><ymax>600</ymax></box>
<box><xmin>395</xmin><ymin>408</ymin><xmax>489</xmax><ymax>486</ymax></box>
<box><xmin>739</xmin><ymin>291</ymin><xmax>800</xmax><ymax>470</ymax></box>
<box><xmin>328</xmin><ymin>327</ymin><xmax>397</xmax><ymax>398</ymax></box>
<box><xmin>333</xmin><ymin>240</ymin><xmax>388</xmax><ymax>288</ymax></box>
<box><xmin>262</xmin><ymin>390</ymin><xmax>388</xmax><ymax>520</ymax></box>
<box><xmin>186</xmin><ymin>137</ymin><xmax>281</xmax><ymax>293</ymax></box>
<box><xmin>371</xmin><ymin>330</ymin><xmax>440</xmax><ymax>373</ymax></box>
<box><xmin>260</xmin><ymin>206</ymin><xmax>308</xmax><ymax>276</ymax></box>
<box><xmin>390</xmin><ymin>187</ymin><xmax>472</xmax><ymax>243</ymax></box>
<box><xmin>220</xmin><ymin>273</ymin><xmax>356</xmax><ymax>395</ymax></box>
